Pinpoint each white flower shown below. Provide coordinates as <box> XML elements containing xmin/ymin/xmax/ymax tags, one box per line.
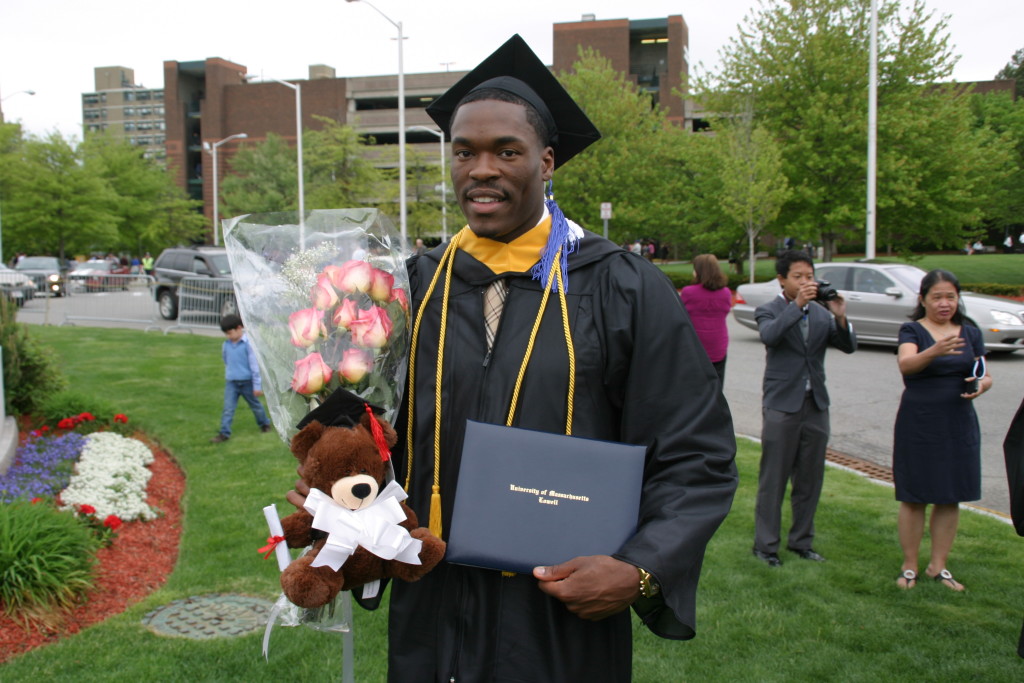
<box><xmin>59</xmin><ymin>432</ymin><xmax>159</xmax><ymax>522</ymax></box>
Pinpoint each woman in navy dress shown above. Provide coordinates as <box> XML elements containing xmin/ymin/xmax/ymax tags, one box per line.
<box><xmin>893</xmin><ymin>269</ymin><xmax>991</xmax><ymax>591</ymax></box>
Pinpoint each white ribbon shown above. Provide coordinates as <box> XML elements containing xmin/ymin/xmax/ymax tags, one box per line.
<box><xmin>303</xmin><ymin>480</ymin><xmax>423</xmax><ymax>572</ymax></box>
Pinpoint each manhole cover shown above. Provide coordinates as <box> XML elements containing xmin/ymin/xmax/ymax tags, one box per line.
<box><xmin>142</xmin><ymin>593</ymin><xmax>275</xmax><ymax>639</ymax></box>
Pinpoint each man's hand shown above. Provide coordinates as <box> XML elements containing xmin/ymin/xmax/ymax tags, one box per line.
<box><xmin>826</xmin><ymin>293</ymin><xmax>847</xmax><ymax>322</ymax></box>
<box><xmin>254</xmin><ymin>389</ymin><xmax>264</xmax><ymax>398</ymax></box>
<box><xmin>533</xmin><ymin>555</ymin><xmax>641</xmax><ymax>621</ymax></box>
<box><xmin>794</xmin><ymin>280</ymin><xmax>818</xmax><ymax>308</ymax></box>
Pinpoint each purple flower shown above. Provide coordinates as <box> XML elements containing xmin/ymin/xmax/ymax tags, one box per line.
<box><xmin>0</xmin><ymin>433</ymin><xmax>86</xmax><ymax>502</ymax></box>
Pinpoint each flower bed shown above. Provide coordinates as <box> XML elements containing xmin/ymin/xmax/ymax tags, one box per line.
<box><xmin>0</xmin><ymin>413</ymin><xmax>185</xmax><ymax>664</ymax></box>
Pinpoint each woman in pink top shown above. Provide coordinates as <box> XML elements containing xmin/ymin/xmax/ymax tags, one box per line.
<box><xmin>680</xmin><ymin>254</ymin><xmax>733</xmax><ymax>381</ymax></box>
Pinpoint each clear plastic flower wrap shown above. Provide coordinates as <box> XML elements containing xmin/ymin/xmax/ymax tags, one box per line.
<box><xmin>223</xmin><ymin>209</ymin><xmax>410</xmax><ymax>439</ymax></box>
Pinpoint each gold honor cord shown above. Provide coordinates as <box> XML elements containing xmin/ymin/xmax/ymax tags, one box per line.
<box><xmin>405</xmin><ymin>233</ymin><xmax>578</xmax><ymax>538</ymax></box>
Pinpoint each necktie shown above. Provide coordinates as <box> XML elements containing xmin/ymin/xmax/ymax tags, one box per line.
<box><xmin>484</xmin><ymin>279</ymin><xmax>508</xmax><ymax>351</ymax></box>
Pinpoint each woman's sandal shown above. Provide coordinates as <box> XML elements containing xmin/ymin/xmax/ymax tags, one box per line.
<box><xmin>930</xmin><ymin>568</ymin><xmax>965</xmax><ymax>592</ymax></box>
<box><xmin>896</xmin><ymin>569</ymin><xmax>917</xmax><ymax>589</ymax></box>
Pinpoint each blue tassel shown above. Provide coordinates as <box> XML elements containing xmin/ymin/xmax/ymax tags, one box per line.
<box><xmin>532</xmin><ymin>181</ymin><xmax>579</xmax><ymax>293</ymax></box>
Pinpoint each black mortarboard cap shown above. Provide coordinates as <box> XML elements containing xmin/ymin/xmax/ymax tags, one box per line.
<box><xmin>296</xmin><ymin>387</ymin><xmax>385</xmax><ymax>430</ymax></box>
<box><xmin>426</xmin><ymin>34</ymin><xmax>601</xmax><ymax>169</ymax></box>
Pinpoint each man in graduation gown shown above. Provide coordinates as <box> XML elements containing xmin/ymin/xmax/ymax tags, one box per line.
<box><xmin>1005</xmin><ymin>395</ymin><xmax>1024</xmax><ymax>657</ymax></box>
<box><xmin>381</xmin><ymin>35</ymin><xmax>737</xmax><ymax>681</ymax></box>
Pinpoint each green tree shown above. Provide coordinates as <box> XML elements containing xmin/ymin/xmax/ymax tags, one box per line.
<box><xmin>995</xmin><ymin>47</ymin><xmax>1024</xmax><ymax>98</ymax></box>
<box><xmin>304</xmin><ymin>117</ymin><xmax>384</xmax><ymax>210</ymax></box>
<box><xmin>696</xmin><ymin>0</ymin><xmax>1000</xmax><ymax>259</ymax></box>
<box><xmin>219</xmin><ymin>133</ymin><xmax>298</xmax><ymax>217</ymax></box>
<box><xmin>3</xmin><ymin>132</ymin><xmax>118</xmax><ymax>260</ymax></box>
<box><xmin>81</xmin><ymin>131</ymin><xmax>206</xmax><ymax>255</ymax></box>
<box><xmin>970</xmin><ymin>91</ymin><xmax>1024</xmax><ymax>235</ymax></box>
<box><xmin>556</xmin><ymin>48</ymin><xmax>690</xmax><ymax>247</ymax></box>
<box><xmin>715</xmin><ymin>112</ymin><xmax>791</xmax><ymax>281</ymax></box>
<box><xmin>402</xmin><ymin>145</ymin><xmax>461</xmax><ymax>242</ymax></box>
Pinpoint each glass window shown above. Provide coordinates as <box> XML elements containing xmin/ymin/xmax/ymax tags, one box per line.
<box><xmin>851</xmin><ymin>268</ymin><xmax>895</xmax><ymax>294</ymax></box>
<box><xmin>815</xmin><ymin>265</ymin><xmax>849</xmax><ymax>290</ymax></box>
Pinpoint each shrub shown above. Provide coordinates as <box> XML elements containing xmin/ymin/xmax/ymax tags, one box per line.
<box><xmin>0</xmin><ymin>501</ymin><xmax>99</xmax><ymax>619</ymax></box>
<box><xmin>962</xmin><ymin>282</ymin><xmax>1024</xmax><ymax>298</ymax></box>
<box><xmin>38</xmin><ymin>391</ymin><xmax>117</xmax><ymax>428</ymax></box>
<box><xmin>0</xmin><ymin>297</ymin><xmax>68</xmax><ymax>416</ymax></box>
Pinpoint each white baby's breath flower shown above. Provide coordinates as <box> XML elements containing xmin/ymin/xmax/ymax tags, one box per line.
<box><xmin>59</xmin><ymin>432</ymin><xmax>158</xmax><ymax>522</ymax></box>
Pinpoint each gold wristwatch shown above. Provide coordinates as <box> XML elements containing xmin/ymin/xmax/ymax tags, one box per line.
<box><xmin>637</xmin><ymin>566</ymin><xmax>660</xmax><ymax>598</ymax></box>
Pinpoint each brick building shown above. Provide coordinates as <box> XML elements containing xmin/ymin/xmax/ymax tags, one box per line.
<box><xmin>132</xmin><ymin>15</ymin><xmax>692</xmax><ymax>232</ymax></box>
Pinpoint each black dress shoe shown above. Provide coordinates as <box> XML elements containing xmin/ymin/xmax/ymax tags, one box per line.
<box><xmin>788</xmin><ymin>548</ymin><xmax>826</xmax><ymax>562</ymax></box>
<box><xmin>752</xmin><ymin>549</ymin><xmax>782</xmax><ymax>566</ymax></box>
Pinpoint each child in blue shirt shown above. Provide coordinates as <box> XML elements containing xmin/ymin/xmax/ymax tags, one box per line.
<box><xmin>211</xmin><ymin>314</ymin><xmax>272</xmax><ymax>443</ymax></box>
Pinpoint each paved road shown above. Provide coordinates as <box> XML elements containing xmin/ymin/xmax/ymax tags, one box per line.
<box><xmin>17</xmin><ymin>290</ymin><xmax>1022</xmax><ymax>514</ymax></box>
<box><xmin>15</xmin><ymin>289</ymin><xmax>222</xmax><ymax>337</ymax></box>
<box><xmin>723</xmin><ymin>315</ymin><xmax>1023</xmax><ymax>516</ymax></box>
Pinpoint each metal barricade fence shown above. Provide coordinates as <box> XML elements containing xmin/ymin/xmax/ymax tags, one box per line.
<box><xmin>59</xmin><ymin>274</ymin><xmax>161</xmax><ymax>331</ymax></box>
<box><xmin>164</xmin><ymin>276</ymin><xmax>238</xmax><ymax>334</ymax></box>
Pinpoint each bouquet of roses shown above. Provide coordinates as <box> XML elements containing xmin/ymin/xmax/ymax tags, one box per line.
<box><xmin>223</xmin><ymin>209</ymin><xmax>409</xmax><ymax>436</ymax></box>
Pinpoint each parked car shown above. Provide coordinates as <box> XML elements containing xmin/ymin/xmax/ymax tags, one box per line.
<box><xmin>0</xmin><ymin>263</ymin><xmax>38</xmax><ymax>306</ymax></box>
<box><xmin>14</xmin><ymin>256</ymin><xmax>69</xmax><ymax>297</ymax></box>
<box><xmin>152</xmin><ymin>246</ymin><xmax>236</xmax><ymax>320</ymax></box>
<box><xmin>70</xmin><ymin>259</ymin><xmax>133</xmax><ymax>292</ymax></box>
<box><xmin>732</xmin><ymin>261</ymin><xmax>1024</xmax><ymax>353</ymax></box>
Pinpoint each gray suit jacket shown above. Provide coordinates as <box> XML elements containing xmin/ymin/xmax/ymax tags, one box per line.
<box><xmin>755</xmin><ymin>294</ymin><xmax>857</xmax><ymax>413</ymax></box>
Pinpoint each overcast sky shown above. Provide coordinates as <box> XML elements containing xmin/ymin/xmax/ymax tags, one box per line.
<box><xmin>1</xmin><ymin>0</ymin><xmax>1020</xmax><ymax>139</ymax></box>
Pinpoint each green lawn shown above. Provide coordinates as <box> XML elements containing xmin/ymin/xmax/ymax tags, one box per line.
<box><xmin>663</xmin><ymin>253</ymin><xmax>1024</xmax><ymax>288</ymax></box>
<box><xmin>3</xmin><ymin>326</ymin><xmax>1023</xmax><ymax>681</ymax></box>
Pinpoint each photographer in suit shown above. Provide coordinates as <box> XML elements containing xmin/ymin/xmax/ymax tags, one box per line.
<box><xmin>753</xmin><ymin>250</ymin><xmax>856</xmax><ymax>566</ymax></box>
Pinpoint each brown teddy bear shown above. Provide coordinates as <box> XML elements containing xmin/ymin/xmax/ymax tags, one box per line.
<box><xmin>278</xmin><ymin>389</ymin><xmax>445</xmax><ymax>609</ymax></box>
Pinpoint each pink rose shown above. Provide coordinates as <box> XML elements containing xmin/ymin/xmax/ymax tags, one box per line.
<box><xmin>288</xmin><ymin>308</ymin><xmax>326</xmax><ymax>348</ymax></box>
<box><xmin>338</xmin><ymin>349</ymin><xmax>374</xmax><ymax>384</ymax></box>
<box><xmin>324</xmin><ymin>260</ymin><xmax>372</xmax><ymax>294</ymax></box>
<box><xmin>310</xmin><ymin>273</ymin><xmax>339</xmax><ymax>310</ymax></box>
<box><xmin>332</xmin><ymin>298</ymin><xmax>360</xmax><ymax>330</ymax></box>
<box><xmin>292</xmin><ymin>352</ymin><xmax>332</xmax><ymax>395</ymax></box>
<box><xmin>349</xmin><ymin>305</ymin><xmax>393</xmax><ymax>349</ymax></box>
<box><xmin>389</xmin><ymin>287</ymin><xmax>409</xmax><ymax>313</ymax></box>
<box><xmin>368</xmin><ymin>268</ymin><xmax>395</xmax><ymax>303</ymax></box>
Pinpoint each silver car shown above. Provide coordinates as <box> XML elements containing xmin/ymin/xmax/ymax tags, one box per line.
<box><xmin>732</xmin><ymin>262</ymin><xmax>1024</xmax><ymax>353</ymax></box>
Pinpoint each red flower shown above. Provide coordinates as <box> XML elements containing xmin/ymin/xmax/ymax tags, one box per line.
<box><xmin>78</xmin><ymin>412</ymin><xmax>96</xmax><ymax>422</ymax></box>
<box><xmin>113</xmin><ymin>414</ymin><xmax>129</xmax><ymax>424</ymax></box>
<box><xmin>31</xmin><ymin>497</ymin><xmax>43</xmax><ymax>504</ymax></box>
<box><xmin>79</xmin><ymin>504</ymin><xmax>96</xmax><ymax>515</ymax></box>
<box><xmin>103</xmin><ymin>515</ymin><xmax>123</xmax><ymax>530</ymax></box>
<box><xmin>57</xmin><ymin>418</ymin><xmax>76</xmax><ymax>430</ymax></box>
<box><xmin>40</xmin><ymin>425</ymin><xmax>50</xmax><ymax>432</ymax></box>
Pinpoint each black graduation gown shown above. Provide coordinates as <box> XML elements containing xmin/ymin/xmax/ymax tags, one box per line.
<box><xmin>1004</xmin><ymin>395</ymin><xmax>1024</xmax><ymax>657</ymax></box>
<box><xmin>386</xmin><ymin>230</ymin><xmax>738</xmax><ymax>682</ymax></box>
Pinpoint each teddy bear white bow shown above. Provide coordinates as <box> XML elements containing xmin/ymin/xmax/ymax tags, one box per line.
<box><xmin>304</xmin><ymin>480</ymin><xmax>423</xmax><ymax>571</ymax></box>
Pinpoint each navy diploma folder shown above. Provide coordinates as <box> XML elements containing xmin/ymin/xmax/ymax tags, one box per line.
<box><xmin>446</xmin><ymin>420</ymin><xmax>647</xmax><ymax>574</ymax></box>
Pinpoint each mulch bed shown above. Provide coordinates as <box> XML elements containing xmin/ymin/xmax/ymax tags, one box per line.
<box><xmin>0</xmin><ymin>438</ymin><xmax>185</xmax><ymax>665</ymax></box>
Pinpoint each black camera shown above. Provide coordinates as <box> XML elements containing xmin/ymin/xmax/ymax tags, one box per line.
<box><xmin>814</xmin><ymin>279</ymin><xmax>839</xmax><ymax>303</ymax></box>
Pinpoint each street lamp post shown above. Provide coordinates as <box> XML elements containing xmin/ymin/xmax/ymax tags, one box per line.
<box><xmin>408</xmin><ymin>125</ymin><xmax>448</xmax><ymax>241</ymax></box>
<box><xmin>866</xmin><ymin>0</ymin><xmax>878</xmax><ymax>260</ymax></box>
<box><xmin>0</xmin><ymin>89</ymin><xmax>36</xmax><ymax>263</ymax></box>
<box><xmin>247</xmin><ymin>76</ymin><xmax>306</xmax><ymax>247</ymax></box>
<box><xmin>346</xmin><ymin>0</ymin><xmax>406</xmax><ymax>250</ymax></box>
<box><xmin>204</xmin><ymin>133</ymin><xmax>248</xmax><ymax>246</ymax></box>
